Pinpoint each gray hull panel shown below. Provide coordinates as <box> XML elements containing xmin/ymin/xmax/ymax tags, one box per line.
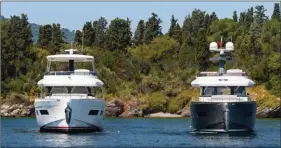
<box><xmin>190</xmin><ymin>101</ymin><xmax>256</xmax><ymax>132</ymax></box>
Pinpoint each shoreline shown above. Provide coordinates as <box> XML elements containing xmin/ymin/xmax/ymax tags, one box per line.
<box><xmin>1</xmin><ymin>101</ymin><xmax>280</xmax><ymax>118</ymax></box>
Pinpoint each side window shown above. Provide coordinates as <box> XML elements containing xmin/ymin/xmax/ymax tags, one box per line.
<box><xmin>100</xmin><ymin>110</ymin><xmax>103</xmax><ymax>116</ymax></box>
<box><xmin>202</xmin><ymin>87</ymin><xmax>215</xmax><ymax>96</ymax></box>
<box><xmin>233</xmin><ymin>86</ymin><xmax>246</xmax><ymax>97</ymax></box>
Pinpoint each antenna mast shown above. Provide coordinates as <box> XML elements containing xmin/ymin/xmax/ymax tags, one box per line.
<box><xmin>82</xmin><ymin>29</ymin><xmax>84</xmax><ymax>51</ymax></box>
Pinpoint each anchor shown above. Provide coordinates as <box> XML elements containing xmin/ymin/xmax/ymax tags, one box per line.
<box><xmin>65</xmin><ymin>103</ymin><xmax>72</xmax><ymax>124</ymax></box>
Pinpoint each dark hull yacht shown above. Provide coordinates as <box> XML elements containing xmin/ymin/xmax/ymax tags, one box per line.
<box><xmin>190</xmin><ymin>41</ymin><xmax>256</xmax><ymax>133</ymax></box>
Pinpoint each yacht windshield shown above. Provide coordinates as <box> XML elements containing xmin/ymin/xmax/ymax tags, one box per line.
<box><xmin>200</xmin><ymin>86</ymin><xmax>246</xmax><ymax>97</ymax></box>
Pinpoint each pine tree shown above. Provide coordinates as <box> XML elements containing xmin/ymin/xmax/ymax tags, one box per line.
<box><xmin>133</xmin><ymin>20</ymin><xmax>145</xmax><ymax>45</ymax></box>
<box><xmin>1</xmin><ymin>18</ymin><xmax>9</xmax><ymax>81</ymax></box>
<box><xmin>233</xmin><ymin>11</ymin><xmax>238</xmax><ymax>22</ymax></box>
<box><xmin>246</xmin><ymin>7</ymin><xmax>254</xmax><ymax>27</ymax></box>
<box><xmin>210</xmin><ymin>12</ymin><xmax>218</xmax><ymax>23</ymax></box>
<box><xmin>195</xmin><ymin>28</ymin><xmax>209</xmax><ymax>71</ymax></box>
<box><xmin>168</xmin><ymin>15</ymin><xmax>182</xmax><ymax>43</ymax></box>
<box><xmin>254</xmin><ymin>5</ymin><xmax>268</xmax><ymax>25</ymax></box>
<box><xmin>93</xmin><ymin>17</ymin><xmax>107</xmax><ymax>47</ymax></box>
<box><xmin>239</xmin><ymin>12</ymin><xmax>246</xmax><ymax>24</ymax></box>
<box><xmin>74</xmin><ymin>30</ymin><xmax>82</xmax><ymax>45</ymax></box>
<box><xmin>82</xmin><ymin>21</ymin><xmax>94</xmax><ymax>47</ymax></box>
<box><xmin>143</xmin><ymin>13</ymin><xmax>162</xmax><ymax>43</ymax></box>
<box><xmin>51</xmin><ymin>23</ymin><xmax>64</xmax><ymax>54</ymax></box>
<box><xmin>181</xmin><ymin>15</ymin><xmax>193</xmax><ymax>45</ymax></box>
<box><xmin>271</xmin><ymin>3</ymin><xmax>281</xmax><ymax>22</ymax></box>
<box><xmin>37</xmin><ymin>24</ymin><xmax>53</xmax><ymax>50</ymax></box>
<box><xmin>105</xmin><ymin>18</ymin><xmax>132</xmax><ymax>51</ymax></box>
<box><xmin>6</xmin><ymin>14</ymin><xmax>33</xmax><ymax>78</ymax></box>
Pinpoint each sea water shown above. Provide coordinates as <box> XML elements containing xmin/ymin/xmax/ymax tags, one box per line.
<box><xmin>1</xmin><ymin>118</ymin><xmax>280</xmax><ymax>147</ymax></box>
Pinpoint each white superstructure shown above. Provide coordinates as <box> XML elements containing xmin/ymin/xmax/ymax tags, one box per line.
<box><xmin>34</xmin><ymin>49</ymin><xmax>105</xmax><ymax>132</ymax></box>
<box><xmin>191</xmin><ymin>41</ymin><xmax>255</xmax><ymax>102</ymax></box>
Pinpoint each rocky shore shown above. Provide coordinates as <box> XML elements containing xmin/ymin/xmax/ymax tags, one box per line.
<box><xmin>1</xmin><ymin>100</ymin><xmax>280</xmax><ymax>118</ymax></box>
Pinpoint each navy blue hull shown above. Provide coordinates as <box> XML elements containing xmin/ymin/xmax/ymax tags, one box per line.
<box><xmin>190</xmin><ymin>101</ymin><xmax>256</xmax><ymax>132</ymax></box>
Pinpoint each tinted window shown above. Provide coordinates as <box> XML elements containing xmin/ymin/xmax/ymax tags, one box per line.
<box><xmin>88</xmin><ymin>110</ymin><xmax>99</xmax><ymax>115</ymax></box>
<box><xmin>40</xmin><ymin>110</ymin><xmax>49</xmax><ymax>115</ymax></box>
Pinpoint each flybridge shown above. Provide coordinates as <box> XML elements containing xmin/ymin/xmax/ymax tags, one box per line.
<box><xmin>46</xmin><ymin>48</ymin><xmax>96</xmax><ymax>74</ymax></box>
<box><xmin>47</xmin><ymin>49</ymin><xmax>94</xmax><ymax>62</ymax></box>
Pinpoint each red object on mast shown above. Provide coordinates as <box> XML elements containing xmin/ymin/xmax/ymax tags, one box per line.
<box><xmin>217</xmin><ymin>41</ymin><xmax>222</xmax><ymax>48</ymax></box>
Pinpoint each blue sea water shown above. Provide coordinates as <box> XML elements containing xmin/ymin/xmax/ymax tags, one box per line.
<box><xmin>1</xmin><ymin>118</ymin><xmax>280</xmax><ymax>148</ymax></box>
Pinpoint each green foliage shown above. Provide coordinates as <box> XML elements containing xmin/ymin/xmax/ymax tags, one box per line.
<box><xmin>74</xmin><ymin>30</ymin><xmax>82</xmax><ymax>45</ymax></box>
<box><xmin>82</xmin><ymin>21</ymin><xmax>94</xmax><ymax>47</ymax></box>
<box><xmin>167</xmin><ymin>90</ymin><xmax>192</xmax><ymax>113</ymax></box>
<box><xmin>168</xmin><ymin>15</ymin><xmax>182</xmax><ymax>43</ymax></box>
<box><xmin>37</xmin><ymin>23</ymin><xmax>64</xmax><ymax>54</ymax></box>
<box><xmin>105</xmin><ymin>18</ymin><xmax>132</xmax><ymax>51</ymax></box>
<box><xmin>129</xmin><ymin>36</ymin><xmax>179</xmax><ymax>62</ymax></box>
<box><xmin>143</xmin><ymin>92</ymin><xmax>168</xmax><ymax>113</ymax></box>
<box><xmin>143</xmin><ymin>13</ymin><xmax>162</xmax><ymax>43</ymax></box>
<box><xmin>271</xmin><ymin>3</ymin><xmax>281</xmax><ymax>22</ymax></box>
<box><xmin>92</xmin><ymin>17</ymin><xmax>107</xmax><ymax>47</ymax></box>
<box><xmin>3</xmin><ymin>92</ymin><xmax>30</xmax><ymax>105</ymax></box>
<box><xmin>233</xmin><ymin>11</ymin><xmax>238</xmax><ymax>22</ymax></box>
<box><xmin>133</xmin><ymin>20</ymin><xmax>145</xmax><ymax>45</ymax></box>
<box><xmin>2</xmin><ymin>5</ymin><xmax>280</xmax><ymax>113</ymax></box>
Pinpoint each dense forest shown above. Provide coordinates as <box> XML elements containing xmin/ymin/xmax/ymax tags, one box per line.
<box><xmin>1</xmin><ymin>3</ymin><xmax>280</xmax><ymax>113</ymax></box>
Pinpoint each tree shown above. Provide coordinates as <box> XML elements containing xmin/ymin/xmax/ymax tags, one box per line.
<box><xmin>133</xmin><ymin>20</ymin><xmax>145</xmax><ymax>45</ymax></box>
<box><xmin>233</xmin><ymin>11</ymin><xmax>238</xmax><ymax>22</ymax></box>
<box><xmin>210</xmin><ymin>12</ymin><xmax>218</xmax><ymax>23</ymax></box>
<box><xmin>143</xmin><ymin>13</ymin><xmax>162</xmax><ymax>43</ymax></box>
<box><xmin>1</xmin><ymin>18</ymin><xmax>11</xmax><ymax>81</ymax></box>
<box><xmin>82</xmin><ymin>21</ymin><xmax>94</xmax><ymax>47</ymax></box>
<box><xmin>105</xmin><ymin>18</ymin><xmax>132</xmax><ymax>51</ymax></box>
<box><xmin>246</xmin><ymin>7</ymin><xmax>254</xmax><ymax>26</ymax></box>
<box><xmin>168</xmin><ymin>15</ymin><xmax>182</xmax><ymax>43</ymax></box>
<box><xmin>182</xmin><ymin>15</ymin><xmax>193</xmax><ymax>45</ymax></box>
<box><xmin>74</xmin><ymin>30</ymin><xmax>82</xmax><ymax>45</ymax></box>
<box><xmin>182</xmin><ymin>9</ymin><xmax>206</xmax><ymax>46</ymax></box>
<box><xmin>37</xmin><ymin>24</ymin><xmax>52</xmax><ymax>50</ymax></box>
<box><xmin>239</xmin><ymin>12</ymin><xmax>247</xmax><ymax>24</ymax></box>
<box><xmin>51</xmin><ymin>23</ymin><xmax>64</xmax><ymax>54</ymax></box>
<box><xmin>254</xmin><ymin>5</ymin><xmax>268</xmax><ymax>26</ymax></box>
<box><xmin>93</xmin><ymin>17</ymin><xmax>107</xmax><ymax>47</ymax></box>
<box><xmin>4</xmin><ymin>14</ymin><xmax>33</xmax><ymax>79</ymax></box>
<box><xmin>195</xmin><ymin>28</ymin><xmax>209</xmax><ymax>71</ymax></box>
<box><xmin>37</xmin><ymin>24</ymin><xmax>64</xmax><ymax>54</ymax></box>
<box><xmin>249</xmin><ymin>5</ymin><xmax>268</xmax><ymax>56</ymax></box>
<box><xmin>271</xmin><ymin>3</ymin><xmax>281</xmax><ymax>22</ymax></box>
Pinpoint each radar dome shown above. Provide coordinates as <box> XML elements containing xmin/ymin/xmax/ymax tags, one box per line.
<box><xmin>225</xmin><ymin>42</ymin><xmax>234</xmax><ymax>51</ymax></box>
<box><xmin>209</xmin><ymin>42</ymin><xmax>218</xmax><ymax>51</ymax></box>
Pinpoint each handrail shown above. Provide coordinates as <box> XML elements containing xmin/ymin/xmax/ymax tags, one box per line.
<box><xmin>44</xmin><ymin>71</ymin><xmax>97</xmax><ymax>76</ymax></box>
<box><xmin>191</xmin><ymin>96</ymin><xmax>255</xmax><ymax>102</ymax></box>
<box><xmin>35</xmin><ymin>93</ymin><xmax>104</xmax><ymax>100</ymax></box>
<box><xmin>197</xmin><ymin>72</ymin><xmax>248</xmax><ymax>77</ymax></box>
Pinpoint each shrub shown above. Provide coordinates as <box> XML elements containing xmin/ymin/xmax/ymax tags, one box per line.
<box><xmin>144</xmin><ymin>92</ymin><xmax>168</xmax><ymax>113</ymax></box>
<box><xmin>167</xmin><ymin>90</ymin><xmax>192</xmax><ymax>113</ymax></box>
<box><xmin>3</xmin><ymin>92</ymin><xmax>30</xmax><ymax>105</ymax></box>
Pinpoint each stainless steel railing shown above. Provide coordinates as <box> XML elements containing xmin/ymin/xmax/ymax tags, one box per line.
<box><xmin>44</xmin><ymin>71</ymin><xmax>97</xmax><ymax>76</ymax></box>
<box><xmin>35</xmin><ymin>93</ymin><xmax>104</xmax><ymax>100</ymax></box>
<box><xmin>191</xmin><ymin>95</ymin><xmax>256</xmax><ymax>102</ymax></box>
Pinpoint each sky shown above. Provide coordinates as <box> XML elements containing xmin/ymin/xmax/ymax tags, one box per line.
<box><xmin>1</xmin><ymin>2</ymin><xmax>277</xmax><ymax>33</ymax></box>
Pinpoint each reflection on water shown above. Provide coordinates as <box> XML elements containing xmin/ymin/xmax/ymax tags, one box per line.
<box><xmin>1</xmin><ymin>118</ymin><xmax>280</xmax><ymax>148</ymax></box>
